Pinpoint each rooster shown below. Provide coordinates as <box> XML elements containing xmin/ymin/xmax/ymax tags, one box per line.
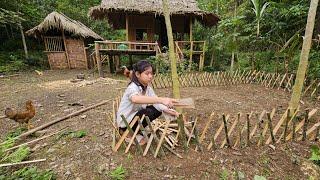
<box><xmin>5</xmin><ymin>100</ymin><xmax>36</xmax><ymax>130</ymax></box>
<box><xmin>121</xmin><ymin>66</ymin><xmax>133</xmax><ymax>80</ymax></box>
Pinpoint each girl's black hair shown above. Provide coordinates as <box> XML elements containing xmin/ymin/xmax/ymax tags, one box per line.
<box><xmin>130</xmin><ymin>60</ymin><xmax>153</xmax><ymax>92</ymax></box>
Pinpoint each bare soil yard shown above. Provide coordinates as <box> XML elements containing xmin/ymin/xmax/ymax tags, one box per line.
<box><xmin>0</xmin><ymin>70</ymin><xmax>319</xmax><ymax>179</ymax></box>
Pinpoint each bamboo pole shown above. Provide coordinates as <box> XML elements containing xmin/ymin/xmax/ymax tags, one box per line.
<box><xmin>302</xmin><ymin>109</ymin><xmax>309</xmax><ymax>141</ymax></box>
<box><xmin>121</xmin><ymin>115</ymin><xmax>143</xmax><ymax>154</ymax></box>
<box><xmin>267</xmin><ymin>112</ymin><xmax>275</xmax><ymax>144</ymax></box>
<box><xmin>0</xmin><ymin>159</ymin><xmax>46</xmax><ymax>168</ymax></box>
<box><xmin>154</xmin><ymin>120</ymin><xmax>170</xmax><ymax>158</ymax></box>
<box><xmin>222</xmin><ymin>114</ymin><xmax>231</xmax><ymax>148</ymax></box>
<box><xmin>16</xmin><ymin>99</ymin><xmax>111</xmax><ymax>139</ymax></box>
<box><xmin>113</xmin><ymin>116</ymin><xmax>139</xmax><ymax>152</ymax></box>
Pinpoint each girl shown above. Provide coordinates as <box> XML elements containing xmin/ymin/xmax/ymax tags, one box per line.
<box><xmin>116</xmin><ymin>60</ymin><xmax>179</xmax><ymax>144</ymax></box>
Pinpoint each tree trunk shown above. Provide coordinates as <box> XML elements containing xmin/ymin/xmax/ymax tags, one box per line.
<box><xmin>5</xmin><ymin>25</ymin><xmax>10</xmax><ymax>39</ymax></box>
<box><xmin>289</xmin><ymin>0</ymin><xmax>319</xmax><ymax>110</ymax></box>
<box><xmin>210</xmin><ymin>51</ymin><xmax>214</xmax><ymax>67</ymax></box>
<box><xmin>162</xmin><ymin>0</ymin><xmax>180</xmax><ymax>99</ymax></box>
<box><xmin>231</xmin><ymin>52</ymin><xmax>235</xmax><ymax>72</ymax></box>
<box><xmin>19</xmin><ymin>23</ymin><xmax>29</xmax><ymax>59</ymax></box>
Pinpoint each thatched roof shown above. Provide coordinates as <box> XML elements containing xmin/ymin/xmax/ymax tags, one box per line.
<box><xmin>89</xmin><ymin>0</ymin><xmax>220</xmax><ymax>27</ymax></box>
<box><xmin>26</xmin><ymin>11</ymin><xmax>103</xmax><ymax>40</ymax></box>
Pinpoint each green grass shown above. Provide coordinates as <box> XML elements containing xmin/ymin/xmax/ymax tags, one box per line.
<box><xmin>109</xmin><ymin>165</ymin><xmax>127</xmax><ymax>180</ymax></box>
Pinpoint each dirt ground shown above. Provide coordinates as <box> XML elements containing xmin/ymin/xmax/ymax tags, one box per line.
<box><xmin>0</xmin><ymin>70</ymin><xmax>319</xmax><ymax>179</ymax></box>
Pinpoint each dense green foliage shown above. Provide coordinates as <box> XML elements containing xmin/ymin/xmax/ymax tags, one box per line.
<box><xmin>0</xmin><ymin>0</ymin><xmax>319</xmax><ymax>78</ymax></box>
<box><xmin>197</xmin><ymin>0</ymin><xmax>319</xmax><ymax>79</ymax></box>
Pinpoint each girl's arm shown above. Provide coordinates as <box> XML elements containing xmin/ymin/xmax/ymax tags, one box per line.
<box><xmin>131</xmin><ymin>95</ymin><xmax>177</xmax><ymax>108</ymax></box>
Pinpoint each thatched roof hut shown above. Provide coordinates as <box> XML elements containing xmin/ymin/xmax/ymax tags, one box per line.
<box><xmin>26</xmin><ymin>11</ymin><xmax>103</xmax><ymax>40</ymax></box>
<box><xmin>89</xmin><ymin>0</ymin><xmax>220</xmax><ymax>28</ymax></box>
<box><xmin>26</xmin><ymin>12</ymin><xmax>103</xmax><ymax>70</ymax></box>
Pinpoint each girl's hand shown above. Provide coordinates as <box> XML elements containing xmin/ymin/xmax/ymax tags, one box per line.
<box><xmin>164</xmin><ymin>108</ymin><xmax>180</xmax><ymax>117</ymax></box>
<box><xmin>160</xmin><ymin>98</ymin><xmax>178</xmax><ymax>108</ymax></box>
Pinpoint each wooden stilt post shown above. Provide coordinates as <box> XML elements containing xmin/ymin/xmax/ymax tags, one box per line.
<box><xmin>95</xmin><ymin>42</ymin><xmax>104</xmax><ymax>77</ymax></box>
<box><xmin>62</xmin><ymin>28</ymin><xmax>71</xmax><ymax>69</ymax></box>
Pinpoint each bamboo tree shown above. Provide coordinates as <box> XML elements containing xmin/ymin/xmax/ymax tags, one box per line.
<box><xmin>289</xmin><ymin>0</ymin><xmax>319</xmax><ymax>110</ymax></box>
<box><xmin>162</xmin><ymin>0</ymin><xmax>180</xmax><ymax>99</ymax></box>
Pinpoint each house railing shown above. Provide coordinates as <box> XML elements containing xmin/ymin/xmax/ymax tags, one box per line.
<box><xmin>94</xmin><ymin>40</ymin><xmax>160</xmax><ymax>52</ymax></box>
<box><xmin>175</xmin><ymin>41</ymin><xmax>206</xmax><ymax>71</ymax></box>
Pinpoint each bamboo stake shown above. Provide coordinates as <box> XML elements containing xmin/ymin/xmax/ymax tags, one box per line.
<box><xmin>250</xmin><ymin>111</ymin><xmax>266</xmax><ymax>139</ymax></box>
<box><xmin>302</xmin><ymin>109</ymin><xmax>309</xmax><ymax>141</ymax></box>
<box><xmin>267</xmin><ymin>112</ymin><xmax>275</xmax><ymax>144</ymax></box>
<box><xmin>314</xmin><ymin>126</ymin><xmax>320</xmax><ymax>141</ymax></box>
<box><xmin>199</xmin><ymin>112</ymin><xmax>215</xmax><ymax>143</ymax></box>
<box><xmin>276</xmin><ymin>108</ymin><xmax>299</xmax><ymax>143</ymax></box>
<box><xmin>222</xmin><ymin>114</ymin><xmax>231</xmax><ymax>148</ymax></box>
<box><xmin>121</xmin><ymin>115</ymin><xmax>143</xmax><ymax>154</ymax></box>
<box><xmin>112</xmin><ymin>101</ymin><xmax>116</xmax><ymax>148</ymax></box>
<box><xmin>113</xmin><ymin>116</ymin><xmax>139</xmax><ymax>152</ymax></box>
<box><xmin>300</xmin><ymin>122</ymin><xmax>320</xmax><ymax>141</ymax></box>
<box><xmin>154</xmin><ymin>120</ymin><xmax>170</xmax><ymax>158</ymax></box>
<box><xmin>303</xmin><ymin>79</ymin><xmax>316</xmax><ymax>95</ymax></box>
<box><xmin>258</xmin><ymin>108</ymin><xmax>276</xmax><ymax>146</ymax></box>
<box><xmin>207</xmin><ymin>115</ymin><xmax>229</xmax><ymax>150</ymax></box>
<box><xmin>145</xmin><ymin>116</ymin><xmax>165</xmax><ymax>156</ymax></box>
<box><xmin>220</xmin><ymin>115</ymin><xmax>237</xmax><ymax>148</ymax></box>
<box><xmin>278</xmin><ymin>74</ymin><xmax>287</xmax><ymax>89</ymax></box>
<box><xmin>285</xmin><ymin>108</ymin><xmax>317</xmax><ymax>141</ymax></box>
<box><xmin>17</xmin><ymin>99</ymin><xmax>111</xmax><ymax>139</ymax></box>
<box><xmin>125</xmin><ymin>124</ymin><xmax>141</xmax><ymax>153</ymax></box>
<box><xmin>0</xmin><ymin>159</ymin><xmax>46</xmax><ymax>168</ymax></box>
<box><xmin>283</xmin><ymin>109</ymin><xmax>290</xmax><ymax>142</ymax></box>
<box><xmin>246</xmin><ymin>113</ymin><xmax>251</xmax><ymax>146</ymax></box>
<box><xmin>187</xmin><ymin>117</ymin><xmax>198</xmax><ymax>146</ymax></box>
<box><xmin>5</xmin><ymin>128</ymin><xmax>67</xmax><ymax>152</ymax></box>
<box><xmin>144</xmin><ymin>134</ymin><xmax>154</xmax><ymax>156</ymax></box>
<box><xmin>292</xmin><ymin>117</ymin><xmax>296</xmax><ymax>141</ymax></box>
